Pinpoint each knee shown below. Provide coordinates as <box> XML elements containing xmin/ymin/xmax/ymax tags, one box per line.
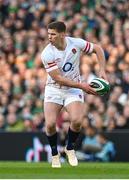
<box><xmin>45</xmin><ymin>122</ymin><xmax>56</xmax><ymax>135</ymax></box>
<box><xmin>71</xmin><ymin>117</ymin><xmax>83</xmax><ymax>131</ymax></box>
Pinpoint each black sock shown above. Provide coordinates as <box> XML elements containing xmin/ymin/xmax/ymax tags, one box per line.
<box><xmin>67</xmin><ymin>128</ymin><xmax>80</xmax><ymax>150</ymax></box>
<box><xmin>46</xmin><ymin>132</ymin><xmax>58</xmax><ymax>156</ymax></box>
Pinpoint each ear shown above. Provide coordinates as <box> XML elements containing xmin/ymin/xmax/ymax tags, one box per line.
<box><xmin>60</xmin><ymin>32</ymin><xmax>66</xmax><ymax>38</ymax></box>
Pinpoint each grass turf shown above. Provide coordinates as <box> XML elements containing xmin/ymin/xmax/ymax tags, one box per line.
<box><xmin>0</xmin><ymin>162</ymin><xmax>129</xmax><ymax>179</ymax></box>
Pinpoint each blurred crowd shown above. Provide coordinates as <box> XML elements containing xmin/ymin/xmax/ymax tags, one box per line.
<box><xmin>0</xmin><ymin>0</ymin><xmax>129</xmax><ymax>136</ymax></box>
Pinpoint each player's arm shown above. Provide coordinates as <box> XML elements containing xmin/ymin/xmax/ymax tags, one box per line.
<box><xmin>75</xmin><ymin>38</ymin><xmax>108</xmax><ymax>81</ymax></box>
<box><xmin>93</xmin><ymin>44</ymin><xmax>108</xmax><ymax>81</ymax></box>
<box><xmin>48</xmin><ymin>68</ymin><xmax>97</xmax><ymax>95</ymax></box>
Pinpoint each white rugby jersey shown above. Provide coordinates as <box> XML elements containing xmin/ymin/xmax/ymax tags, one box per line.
<box><xmin>41</xmin><ymin>37</ymin><xmax>93</xmax><ymax>89</ymax></box>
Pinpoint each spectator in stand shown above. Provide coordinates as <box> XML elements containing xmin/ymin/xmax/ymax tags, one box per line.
<box><xmin>76</xmin><ymin>125</ymin><xmax>101</xmax><ymax>162</ymax></box>
<box><xmin>115</xmin><ymin>114</ymin><xmax>129</xmax><ymax>130</ymax></box>
<box><xmin>82</xmin><ymin>126</ymin><xmax>101</xmax><ymax>154</ymax></box>
<box><xmin>5</xmin><ymin>113</ymin><xmax>24</xmax><ymax>132</ymax></box>
<box><xmin>95</xmin><ymin>132</ymin><xmax>116</xmax><ymax>162</ymax></box>
<box><xmin>0</xmin><ymin>114</ymin><xmax>6</xmax><ymax>131</ymax></box>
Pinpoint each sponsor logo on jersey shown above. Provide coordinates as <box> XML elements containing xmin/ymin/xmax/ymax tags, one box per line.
<box><xmin>62</xmin><ymin>62</ymin><xmax>74</xmax><ymax>72</ymax></box>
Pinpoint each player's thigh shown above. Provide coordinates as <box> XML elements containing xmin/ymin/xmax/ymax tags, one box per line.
<box><xmin>44</xmin><ymin>86</ymin><xmax>63</xmax><ymax>123</ymax></box>
<box><xmin>64</xmin><ymin>88</ymin><xmax>85</xmax><ymax>122</ymax></box>
<box><xmin>65</xmin><ymin>101</ymin><xmax>85</xmax><ymax>123</ymax></box>
<box><xmin>44</xmin><ymin>102</ymin><xmax>62</xmax><ymax>124</ymax></box>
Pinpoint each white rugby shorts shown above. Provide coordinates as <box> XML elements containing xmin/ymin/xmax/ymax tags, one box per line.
<box><xmin>44</xmin><ymin>86</ymin><xmax>84</xmax><ymax>106</ymax></box>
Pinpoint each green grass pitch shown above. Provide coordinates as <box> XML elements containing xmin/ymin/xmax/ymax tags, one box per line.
<box><xmin>0</xmin><ymin>162</ymin><xmax>129</xmax><ymax>179</ymax></box>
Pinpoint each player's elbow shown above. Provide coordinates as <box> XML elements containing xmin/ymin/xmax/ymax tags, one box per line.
<box><xmin>93</xmin><ymin>44</ymin><xmax>103</xmax><ymax>53</ymax></box>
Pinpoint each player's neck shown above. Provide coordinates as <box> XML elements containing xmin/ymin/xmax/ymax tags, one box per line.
<box><xmin>56</xmin><ymin>39</ymin><xmax>67</xmax><ymax>51</ymax></box>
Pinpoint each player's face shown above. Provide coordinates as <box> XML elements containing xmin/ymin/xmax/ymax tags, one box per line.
<box><xmin>48</xmin><ymin>29</ymin><xmax>65</xmax><ymax>46</ymax></box>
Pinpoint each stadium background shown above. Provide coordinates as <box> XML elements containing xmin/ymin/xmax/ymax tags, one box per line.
<box><xmin>0</xmin><ymin>0</ymin><xmax>129</xmax><ymax>163</ymax></box>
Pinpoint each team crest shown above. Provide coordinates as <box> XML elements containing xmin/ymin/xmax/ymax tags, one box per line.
<box><xmin>72</xmin><ymin>48</ymin><xmax>77</xmax><ymax>54</ymax></box>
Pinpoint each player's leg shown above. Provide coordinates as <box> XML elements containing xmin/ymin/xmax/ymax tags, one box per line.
<box><xmin>44</xmin><ymin>102</ymin><xmax>62</xmax><ymax>167</ymax></box>
<box><xmin>64</xmin><ymin>89</ymin><xmax>84</xmax><ymax>151</ymax></box>
<box><xmin>44</xmin><ymin>102</ymin><xmax>62</xmax><ymax>153</ymax></box>
<box><xmin>65</xmin><ymin>101</ymin><xmax>84</xmax><ymax>150</ymax></box>
<box><xmin>64</xmin><ymin>101</ymin><xmax>84</xmax><ymax>166</ymax></box>
<box><xmin>64</xmin><ymin>89</ymin><xmax>85</xmax><ymax>166</ymax></box>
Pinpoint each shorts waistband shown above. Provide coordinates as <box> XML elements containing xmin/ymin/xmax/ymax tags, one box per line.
<box><xmin>46</xmin><ymin>84</ymin><xmax>69</xmax><ymax>90</ymax></box>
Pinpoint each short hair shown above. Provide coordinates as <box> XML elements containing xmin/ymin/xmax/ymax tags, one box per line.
<box><xmin>47</xmin><ymin>21</ymin><xmax>66</xmax><ymax>33</ymax></box>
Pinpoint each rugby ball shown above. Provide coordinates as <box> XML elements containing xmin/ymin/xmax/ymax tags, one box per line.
<box><xmin>90</xmin><ymin>78</ymin><xmax>110</xmax><ymax>96</ymax></box>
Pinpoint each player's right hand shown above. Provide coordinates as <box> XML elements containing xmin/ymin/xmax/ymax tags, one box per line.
<box><xmin>81</xmin><ymin>83</ymin><xmax>97</xmax><ymax>95</ymax></box>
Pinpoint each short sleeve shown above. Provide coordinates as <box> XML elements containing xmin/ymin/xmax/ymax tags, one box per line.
<box><xmin>74</xmin><ymin>38</ymin><xmax>94</xmax><ymax>54</ymax></box>
<box><xmin>41</xmin><ymin>48</ymin><xmax>58</xmax><ymax>72</ymax></box>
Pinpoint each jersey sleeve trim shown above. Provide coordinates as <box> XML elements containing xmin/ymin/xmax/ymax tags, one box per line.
<box><xmin>48</xmin><ymin>62</ymin><xmax>57</xmax><ymax>66</ymax></box>
<box><xmin>83</xmin><ymin>42</ymin><xmax>93</xmax><ymax>54</ymax></box>
<box><xmin>46</xmin><ymin>61</ymin><xmax>58</xmax><ymax>72</ymax></box>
